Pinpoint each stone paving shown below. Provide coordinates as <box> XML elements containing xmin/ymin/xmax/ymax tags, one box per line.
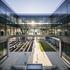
<box><xmin>0</xmin><ymin>38</ymin><xmax>68</xmax><ymax>70</ymax></box>
<box><xmin>46</xmin><ymin>52</ymin><xmax>68</xmax><ymax>70</ymax></box>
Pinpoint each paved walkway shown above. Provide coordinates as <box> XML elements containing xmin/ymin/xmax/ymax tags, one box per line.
<box><xmin>0</xmin><ymin>38</ymin><xmax>68</xmax><ymax>70</ymax></box>
<box><xmin>46</xmin><ymin>52</ymin><xmax>68</xmax><ymax>70</ymax></box>
<box><xmin>32</xmin><ymin>38</ymin><xmax>53</xmax><ymax>67</ymax></box>
<box><xmin>0</xmin><ymin>52</ymin><xmax>31</xmax><ymax>70</ymax></box>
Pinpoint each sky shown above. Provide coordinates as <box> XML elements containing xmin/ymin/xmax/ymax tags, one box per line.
<box><xmin>4</xmin><ymin>0</ymin><xmax>65</xmax><ymax>15</ymax></box>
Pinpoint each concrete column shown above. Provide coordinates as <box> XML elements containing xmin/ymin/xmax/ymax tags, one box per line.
<box><xmin>15</xmin><ymin>27</ymin><xmax>16</xmax><ymax>35</ymax></box>
<box><xmin>7</xmin><ymin>38</ymin><xmax>9</xmax><ymax>57</ymax></box>
<box><xmin>12</xmin><ymin>27</ymin><xmax>15</xmax><ymax>35</ymax></box>
<box><xmin>4</xmin><ymin>24</ymin><xmax>7</xmax><ymax>36</ymax></box>
<box><xmin>8</xmin><ymin>26</ymin><xmax>11</xmax><ymax>35</ymax></box>
<box><xmin>59</xmin><ymin>40</ymin><xmax>62</xmax><ymax>57</ymax></box>
<box><xmin>10</xmin><ymin>26</ymin><xmax>11</xmax><ymax>35</ymax></box>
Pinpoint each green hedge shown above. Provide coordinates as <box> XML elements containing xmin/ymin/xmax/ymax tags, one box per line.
<box><xmin>39</xmin><ymin>40</ymin><xmax>55</xmax><ymax>52</ymax></box>
<box><xmin>0</xmin><ymin>43</ymin><xmax>3</xmax><ymax>51</ymax></box>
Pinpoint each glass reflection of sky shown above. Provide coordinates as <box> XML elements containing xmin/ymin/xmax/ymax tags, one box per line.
<box><xmin>4</xmin><ymin>0</ymin><xmax>65</xmax><ymax>15</ymax></box>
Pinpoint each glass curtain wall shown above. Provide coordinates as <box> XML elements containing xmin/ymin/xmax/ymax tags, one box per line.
<box><xmin>53</xmin><ymin>0</ymin><xmax>70</xmax><ymax>63</ymax></box>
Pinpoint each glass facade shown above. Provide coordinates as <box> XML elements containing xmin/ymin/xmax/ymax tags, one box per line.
<box><xmin>0</xmin><ymin>0</ymin><xmax>18</xmax><ymax>60</ymax></box>
<box><xmin>0</xmin><ymin>0</ymin><xmax>70</xmax><ymax>68</ymax></box>
<box><xmin>52</xmin><ymin>0</ymin><xmax>70</xmax><ymax>63</ymax></box>
<box><xmin>0</xmin><ymin>41</ymin><xmax>7</xmax><ymax>60</ymax></box>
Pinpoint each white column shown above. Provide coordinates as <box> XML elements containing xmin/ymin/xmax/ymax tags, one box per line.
<box><xmin>59</xmin><ymin>40</ymin><xmax>62</xmax><ymax>57</ymax></box>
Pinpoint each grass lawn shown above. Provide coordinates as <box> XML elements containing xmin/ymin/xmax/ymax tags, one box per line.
<box><xmin>39</xmin><ymin>40</ymin><xmax>55</xmax><ymax>52</ymax></box>
<box><xmin>0</xmin><ymin>43</ymin><xmax>3</xmax><ymax>51</ymax></box>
